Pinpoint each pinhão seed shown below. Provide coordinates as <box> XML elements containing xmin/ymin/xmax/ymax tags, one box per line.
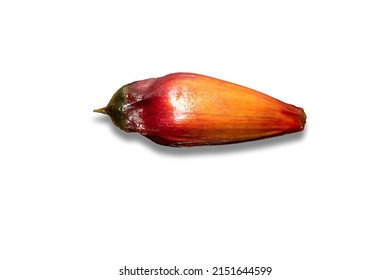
<box><xmin>94</xmin><ymin>72</ymin><xmax>306</xmax><ymax>147</ymax></box>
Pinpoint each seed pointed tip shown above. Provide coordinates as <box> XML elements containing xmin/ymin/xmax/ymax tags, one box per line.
<box><xmin>93</xmin><ymin>107</ymin><xmax>108</xmax><ymax>115</ymax></box>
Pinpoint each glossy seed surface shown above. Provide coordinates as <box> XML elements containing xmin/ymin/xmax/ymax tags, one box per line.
<box><xmin>94</xmin><ymin>73</ymin><xmax>306</xmax><ymax>147</ymax></box>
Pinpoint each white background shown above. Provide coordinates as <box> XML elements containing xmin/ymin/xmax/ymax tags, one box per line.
<box><xmin>1</xmin><ymin>1</ymin><xmax>389</xmax><ymax>279</ymax></box>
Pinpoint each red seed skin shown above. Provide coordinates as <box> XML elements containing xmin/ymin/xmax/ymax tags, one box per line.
<box><xmin>98</xmin><ymin>73</ymin><xmax>306</xmax><ymax>147</ymax></box>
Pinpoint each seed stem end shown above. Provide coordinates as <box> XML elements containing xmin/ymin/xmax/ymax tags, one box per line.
<box><xmin>93</xmin><ymin>107</ymin><xmax>108</xmax><ymax>114</ymax></box>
